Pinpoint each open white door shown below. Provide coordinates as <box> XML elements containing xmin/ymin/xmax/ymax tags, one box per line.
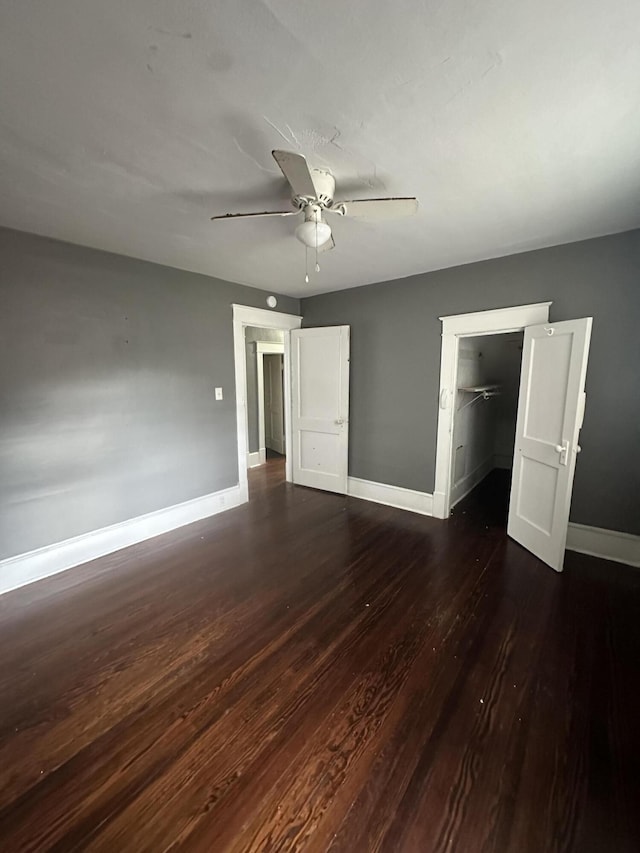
<box><xmin>508</xmin><ymin>318</ymin><xmax>592</xmax><ymax>571</ymax></box>
<box><xmin>291</xmin><ymin>326</ymin><xmax>350</xmax><ymax>494</ymax></box>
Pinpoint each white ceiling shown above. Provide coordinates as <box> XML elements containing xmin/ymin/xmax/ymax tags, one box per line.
<box><xmin>1</xmin><ymin>1</ymin><xmax>640</xmax><ymax>297</ymax></box>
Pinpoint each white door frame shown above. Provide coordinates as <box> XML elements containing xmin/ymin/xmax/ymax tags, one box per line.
<box><xmin>433</xmin><ymin>302</ymin><xmax>552</xmax><ymax>519</ymax></box>
<box><xmin>232</xmin><ymin>305</ymin><xmax>302</xmax><ymax>501</ymax></box>
<box><xmin>256</xmin><ymin>341</ymin><xmax>285</xmax><ymax>462</ymax></box>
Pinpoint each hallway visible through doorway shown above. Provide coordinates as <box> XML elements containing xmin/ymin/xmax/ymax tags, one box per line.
<box><xmin>248</xmin><ymin>448</ymin><xmax>285</xmax><ymax>500</ymax></box>
<box><xmin>244</xmin><ymin>325</ymin><xmax>286</xmax><ymax>470</ymax></box>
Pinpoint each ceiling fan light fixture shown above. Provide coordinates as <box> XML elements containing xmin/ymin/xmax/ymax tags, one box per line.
<box><xmin>295</xmin><ymin>219</ymin><xmax>332</xmax><ymax>248</ymax></box>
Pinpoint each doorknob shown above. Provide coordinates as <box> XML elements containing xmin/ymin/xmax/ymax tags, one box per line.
<box><xmin>554</xmin><ymin>441</ymin><xmax>569</xmax><ymax>466</ymax></box>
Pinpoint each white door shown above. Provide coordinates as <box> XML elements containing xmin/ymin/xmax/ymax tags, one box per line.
<box><xmin>508</xmin><ymin>318</ymin><xmax>592</xmax><ymax>571</ymax></box>
<box><xmin>264</xmin><ymin>355</ymin><xmax>273</xmax><ymax>450</ymax></box>
<box><xmin>264</xmin><ymin>354</ymin><xmax>285</xmax><ymax>455</ymax></box>
<box><xmin>291</xmin><ymin>326</ymin><xmax>350</xmax><ymax>493</ymax></box>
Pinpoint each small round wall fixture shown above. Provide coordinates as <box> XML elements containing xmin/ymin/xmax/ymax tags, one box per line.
<box><xmin>266</xmin><ymin>295</ymin><xmax>277</xmax><ymax>308</ymax></box>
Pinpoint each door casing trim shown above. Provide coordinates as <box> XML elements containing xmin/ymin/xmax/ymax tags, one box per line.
<box><xmin>433</xmin><ymin>302</ymin><xmax>552</xmax><ymax>519</ymax></box>
<box><xmin>232</xmin><ymin>305</ymin><xmax>302</xmax><ymax>500</ymax></box>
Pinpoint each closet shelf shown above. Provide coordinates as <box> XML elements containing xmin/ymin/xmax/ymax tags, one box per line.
<box><xmin>457</xmin><ymin>383</ymin><xmax>501</xmax><ymax>393</ymax></box>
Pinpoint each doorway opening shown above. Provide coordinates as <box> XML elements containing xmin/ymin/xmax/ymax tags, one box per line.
<box><xmin>263</xmin><ymin>354</ymin><xmax>285</xmax><ymax>459</ymax></box>
<box><xmin>232</xmin><ymin>304</ymin><xmax>302</xmax><ymax>505</ymax></box>
<box><xmin>434</xmin><ymin>302</ymin><xmax>593</xmax><ymax>573</ymax></box>
<box><xmin>433</xmin><ymin>302</ymin><xmax>552</xmax><ymax>520</ymax></box>
<box><xmin>449</xmin><ymin>331</ymin><xmax>523</xmax><ymax>527</ymax></box>
<box><xmin>244</xmin><ymin>327</ymin><xmax>286</xmax><ymax>470</ymax></box>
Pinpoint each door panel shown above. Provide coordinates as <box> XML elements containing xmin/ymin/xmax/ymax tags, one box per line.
<box><xmin>291</xmin><ymin>326</ymin><xmax>350</xmax><ymax>493</ymax></box>
<box><xmin>298</xmin><ymin>336</ymin><xmax>342</xmax><ymax>418</ymax></box>
<box><xmin>516</xmin><ymin>457</ymin><xmax>557</xmax><ymax>534</ymax></box>
<box><xmin>300</xmin><ymin>431</ymin><xmax>341</xmax><ymax>474</ymax></box>
<box><xmin>524</xmin><ymin>333</ymin><xmax>573</xmax><ymax>443</ymax></box>
<box><xmin>507</xmin><ymin>318</ymin><xmax>592</xmax><ymax>571</ymax></box>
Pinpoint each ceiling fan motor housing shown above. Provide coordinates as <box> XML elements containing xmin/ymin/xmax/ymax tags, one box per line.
<box><xmin>292</xmin><ymin>168</ymin><xmax>336</xmax><ymax>209</ymax></box>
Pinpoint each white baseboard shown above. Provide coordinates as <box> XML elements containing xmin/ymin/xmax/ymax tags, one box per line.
<box><xmin>247</xmin><ymin>449</ymin><xmax>266</xmax><ymax>468</ymax></box>
<box><xmin>348</xmin><ymin>477</ymin><xmax>433</xmax><ymax>517</ymax></box>
<box><xmin>432</xmin><ymin>491</ymin><xmax>447</xmax><ymax>519</ymax></box>
<box><xmin>345</xmin><ymin>481</ymin><xmax>640</xmax><ymax>569</ymax></box>
<box><xmin>451</xmin><ymin>456</ymin><xmax>494</xmax><ymax>509</ymax></box>
<box><xmin>566</xmin><ymin>523</ymin><xmax>640</xmax><ymax>568</ymax></box>
<box><xmin>0</xmin><ymin>483</ymin><xmax>247</xmax><ymax>596</ymax></box>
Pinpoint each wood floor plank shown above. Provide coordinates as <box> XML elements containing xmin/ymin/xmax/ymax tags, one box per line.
<box><xmin>0</xmin><ymin>461</ymin><xmax>638</xmax><ymax>852</ymax></box>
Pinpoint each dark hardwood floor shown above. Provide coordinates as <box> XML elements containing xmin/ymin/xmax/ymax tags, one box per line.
<box><xmin>0</xmin><ymin>460</ymin><xmax>638</xmax><ymax>852</ymax></box>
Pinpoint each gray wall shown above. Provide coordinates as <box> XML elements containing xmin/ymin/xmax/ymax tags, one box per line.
<box><xmin>244</xmin><ymin>326</ymin><xmax>284</xmax><ymax>454</ymax></box>
<box><xmin>0</xmin><ymin>227</ymin><xmax>298</xmax><ymax>560</ymax></box>
<box><xmin>302</xmin><ymin>229</ymin><xmax>640</xmax><ymax>535</ymax></box>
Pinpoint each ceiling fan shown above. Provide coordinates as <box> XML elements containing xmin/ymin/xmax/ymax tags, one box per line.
<box><xmin>211</xmin><ymin>149</ymin><xmax>419</xmax><ymax>254</ymax></box>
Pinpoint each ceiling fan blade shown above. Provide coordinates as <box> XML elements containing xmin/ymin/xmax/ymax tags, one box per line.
<box><xmin>332</xmin><ymin>197</ymin><xmax>419</xmax><ymax>220</ymax></box>
<box><xmin>272</xmin><ymin>150</ymin><xmax>318</xmax><ymax>198</ymax></box>
<box><xmin>210</xmin><ymin>210</ymin><xmax>298</xmax><ymax>221</ymax></box>
<box><xmin>318</xmin><ymin>234</ymin><xmax>335</xmax><ymax>253</ymax></box>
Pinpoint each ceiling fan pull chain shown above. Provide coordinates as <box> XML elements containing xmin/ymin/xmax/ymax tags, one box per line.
<box><xmin>315</xmin><ymin>221</ymin><xmax>320</xmax><ymax>273</ymax></box>
<box><xmin>305</xmin><ymin>246</ymin><xmax>309</xmax><ymax>284</ymax></box>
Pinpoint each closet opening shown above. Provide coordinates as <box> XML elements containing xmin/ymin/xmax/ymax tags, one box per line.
<box><xmin>449</xmin><ymin>331</ymin><xmax>524</xmax><ymax>526</ymax></box>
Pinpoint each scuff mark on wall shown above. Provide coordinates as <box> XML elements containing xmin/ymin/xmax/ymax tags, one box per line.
<box><xmin>328</xmin><ymin>127</ymin><xmax>343</xmax><ymax>151</ymax></box>
<box><xmin>392</xmin><ymin>54</ymin><xmax>453</xmax><ymax>93</ymax></box>
<box><xmin>232</xmin><ymin>138</ymin><xmax>276</xmax><ymax>175</ymax></box>
<box><xmin>444</xmin><ymin>79</ymin><xmax>475</xmax><ymax>107</ymax></box>
<box><xmin>262</xmin><ymin>119</ymin><xmax>346</xmax><ymax>157</ymax></box>
<box><xmin>145</xmin><ymin>43</ymin><xmax>158</xmax><ymax>74</ymax></box>
<box><xmin>263</xmin><ymin>117</ymin><xmax>294</xmax><ymax>146</ymax></box>
<box><xmin>258</xmin><ymin>120</ymin><xmax>388</xmax><ymax>194</ymax></box>
<box><xmin>481</xmin><ymin>50</ymin><xmax>504</xmax><ymax>78</ymax></box>
<box><xmin>445</xmin><ymin>50</ymin><xmax>505</xmax><ymax>105</ymax></box>
<box><xmin>149</xmin><ymin>26</ymin><xmax>192</xmax><ymax>39</ymax></box>
<box><xmin>285</xmin><ymin>124</ymin><xmax>300</xmax><ymax>147</ymax></box>
<box><xmin>358</xmin><ymin>163</ymin><xmax>385</xmax><ymax>191</ymax></box>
